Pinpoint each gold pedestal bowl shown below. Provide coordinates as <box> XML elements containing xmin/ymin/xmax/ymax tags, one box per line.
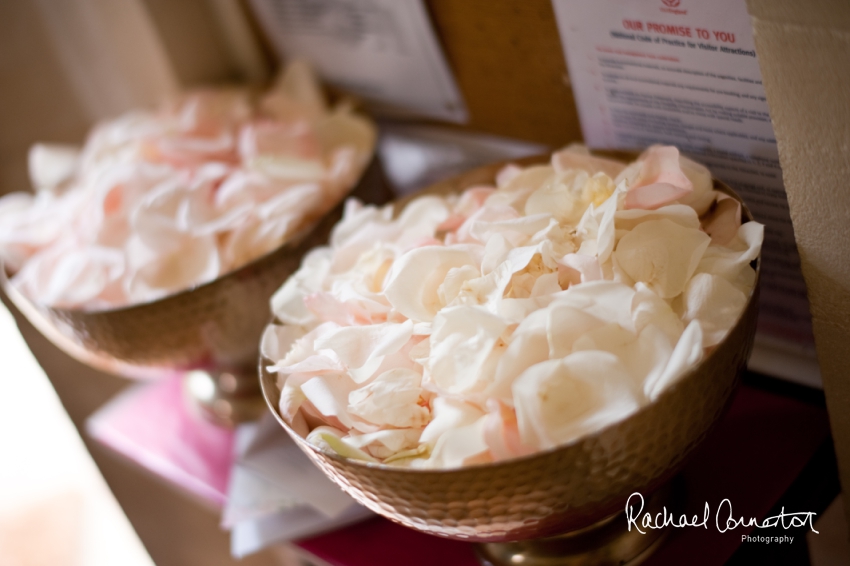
<box><xmin>2</xmin><ymin>159</ymin><xmax>391</xmax><ymax>426</ymax></box>
<box><xmin>259</xmin><ymin>156</ymin><xmax>761</xmax><ymax>564</ymax></box>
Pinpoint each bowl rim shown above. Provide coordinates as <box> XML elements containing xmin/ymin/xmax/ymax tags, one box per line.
<box><xmin>259</xmin><ymin>150</ymin><xmax>762</xmax><ymax>475</ymax></box>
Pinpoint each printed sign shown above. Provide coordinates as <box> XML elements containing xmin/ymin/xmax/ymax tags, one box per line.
<box><xmin>551</xmin><ymin>0</ymin><xmax>817</xmax><ymax>373</ymax></box>
<box><xmin>249</xmin><ymin>0</ymin><xmax>467</xmax><ymax>123</ymax></box>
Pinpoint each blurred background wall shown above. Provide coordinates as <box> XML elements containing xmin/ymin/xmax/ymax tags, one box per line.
<box><xmin>0</xmin><ymin>0</ymin><xmax>268</xmax><ymax>198</ymax></box>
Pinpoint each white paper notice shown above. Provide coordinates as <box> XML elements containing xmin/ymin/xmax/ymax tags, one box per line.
<box><xmin>552</xmin><ymin>0</ymin><xmax>816</xmax><ymax>354</ymax></box>
<box><xmin>249</xmin><ymin>0</ymin><xmax>468</xmax><ymax>123</ymax></box>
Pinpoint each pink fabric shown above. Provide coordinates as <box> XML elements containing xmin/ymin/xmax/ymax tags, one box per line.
<box><xmin>87</xmin><ymin>374</ymin><xmax>234</xmax><ymax>507</ymax></box>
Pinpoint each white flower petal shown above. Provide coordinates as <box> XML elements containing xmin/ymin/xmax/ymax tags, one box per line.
<box><xmin>696</xmin><ymin>222</ymin><xmax>763</xmax><ymax>292</ymax></box>
<box><xmin>260</xmin><ymin>323</ymin><xmax>305</xmax><ymax>361</ymax></box>
<box><xmin>348</xmin><ymin>368</ymin><xmax>429</xmax><ymax>428</ymax></box>
<box><xmin>28</xmin><ymin>143</ymin><xmax>80</xmax><ymax>193</ymax></box>
<box><xmin>306</xmin><ymin>427</ymin><xmax>378</xmax><ymax>462</ymax></box>
<box><xmin>614</xmin><ymin>219</ymin><xmax>710</xmax><ymax>299</ymax></box>
<box><xmin>344</xmin><ymin>429</ymin><xmax>422</xmax><ymax>460</ymax></box>
<box><xmin>631</xmin><ymin>282</ymin><xmax>684</xmax><ymax>347</ymax></box>
<box><xmin>423</xmin><ymin>416</ymin><xmax>490</xmax><ymax>469</ymax></box>
<box><xmin>419</xmin><ymin>397</ymin><xmax>485</xmax><ymax>446</ymax></box>
<box><xmin>128</xmin><ymin>234</ymin><xmax>220</xmax><ymax>302</ymax></box>
<box><xmin>551</xmin><ymin>144</ymin><xmax>626</xmax><ymax>179</ymax></box>
<box><xmin>301</xmin><ymin>373</ymin><xmax>359</xmax><ymax>429</ymax></box>
<box><xmin>271</xmin><ymin>247</ymin><xmax>332</xmax><ymax>325</ymax></box>
<box><xmin>384</xmin><ymin>245</ymin><xmax>480</xmax><ymax>322</ymax></box>
<box><xmin>314</xmin><ymin>320</ymin><xmax>414</xmax><ymax>380</ymax></box>
<box><xmin>645</xmin><ymin>320</ymin><xmax>704</xmax><ymax>400</ymax></box>
<box><xmin>427</xmin><ymin>306</ymin><xmax>508</xmax><ymax>394</ymax></box>
<box><xmin>513</xmin><ymin>352</ymin><xmax>640</xmax><ymax>450</ymax></box>
<box><xmin>490</xmin><ymin>310</ymin><xmax>550</xmax><ymax>402</ymax></box>
<box><xmin>682</xmin><ymin>273</ymin><xmax>747</xmax><ymax>347</ymax></box>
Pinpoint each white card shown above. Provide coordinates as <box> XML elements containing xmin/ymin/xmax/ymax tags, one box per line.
<box><xmin>249</xmin><ymin>0</ymin><xmax>468</xmax><ymax>123</ymax></box>
<box><xmin>224</xmin><ymin>416</ymin><xmax>372</xmax><ymax>558</ymax></box>
<box><xmin>551</xmin><ymin>0</ymin><xmax>818</xmax><ymax>376</ymax></box>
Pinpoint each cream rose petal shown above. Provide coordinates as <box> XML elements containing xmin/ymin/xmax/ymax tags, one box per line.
<box><xmin>127</xmin><ymin>234</ymin><xmax>220</xmax><ymax>302</ymax></box>
<box><xmin>347</xmin><ymin>368</ymin><xmax>430</xmax><ymax>428</ymax></box>
<box><xmin>513</xmin><ymin>352</ymin><xmax>640</xmax><ymax>450</ymax></box>
<box><xmin>306</xmin><ymin>427</ymin><xmax>378</xmax><ymax>463</ymax></box>
<box><xmin>572</xmin><ymin>322</ymin><xmax>671</xmax><ymax>398</ymax></box>
<box><xmin>547</xmin><ymin>304</ymin><xmax>605</xmax><ymax>359</ymax></box>
<box><xmin>524</xmin><ymin>169</ymin><xmax>588</xmax><ymax>224</ymax></box>
<box><xmin>623</xmin><ymin>146</ymin><xmax>693</xmax><ymax>210</ymax></box>
<box><xmin>682</xmin><ymin>273</ymin><xmax>747</xmax><ymax>347</ymax></box>
<box><xmin>271</xmin><ymin>247</ymin><xmax>332</xmax><ymax>325</ymax></box>
<box><xmin>696</xmin><ymin>222</ymin><xmax>763</xmax><ymax>292</ymax></box>
<box><xmin>631</xmin><ymin>282</ymin><xmax>684</xmax><ymax>347</ymax></box>
<box><xmin>558</xmin><ymin>253</ymin><xmax>603</xmax><ymax>286</ymax></box>
<box><xmin>304</xmin><ymin>292</ymin><xmax>360</xmax><ymax>326</ymax></box>
<box><xmin>701</xmin><ymin>194</ymin><xmax>741</xmax><ymax>246</ymax></box>
<box><xmin>595</xmin><ymin>189</ymin><xmax>621</xmax><ymax>264</ymax></box>
<box><xmin>614</xmin><ymin>219</ymin><xmax>710</xmax><ymax>299</ymax></box>
<box><xmin>278</xmin><ymin>372</ymin><xmax>313</xmax><ymax>435</ymax></box>
<box><xmin>300</xmin><ymin>373</ymin><xmax>359</xmax><ymax>429</ymax></box>
<box><xmin>419</xmin><ymin>397</ymin><xmax>485</xmax><ymax>446</ymax></box>
<box><xmin>437</xmin><ymin>264</ymin><xmax>481</xmax><ymax>306</ymax></box>
<box><xmin>483</xmin><ymin>399</ymin><xmax>534</xmax><ymax>461</ymax></box>
<box><xmin>261</xmin><ymin>323</ymin><xmax>306</xmax><ymax>362</ymax></box>
<box><xmin>330</xmin><ymin>200</ymin><xmax>388</xmax><ymax>246</ymax></box>
<box><xmin>551</xmin><ymin>280</ymin><xmax>637</xmax><ymax>332</ymax></box>
<box><xmin>471</xmin><ymin>214</ymin><xmax>554</xmax><ymax>248</ymax></box>
<box><xmin>28</xmin><ymin>143</ymin><xmax>81</xmax><ymax>193</ymax></box>
<box><xmin>313</xmin><ymin>320</ymin><xmax>414</xmax><ymax>382</ymax></box>
<box><xmin>344</xmin><ymin>429</ymin><xmax>422</xmax><ymax>460</ymax></box>
<box><xmin>383</xmin><ymin>245</ymin><xmax>481</xmax><ymax>322</ymax></box>
<box><xmin>501</xmin><ymin>165</ymin><xmax>554</xmax><ymax>193</ymax></box>
<box><xmin>614</xmin><ymin>204</ymin><xmax>700</xmax><ymax>233</ymax></box>
<box><xmin>496</xmin><ymin>164</ymin><xmax>523</xmax><ymax>188</ymax></box>
<box><xmin>455</xmin><ymin>204</ymin><xmax>519</xmax><ymax>244</ymax></box>
<box><xmin>275</xmin><ymin>321</ymin><xmax>339</xmax><ymax>368</ymax></box>
<box><xmin>392</xmin><ymin>196</ymin><xmax>450</xmax><ymax>250</ymax></box>
<box><xmin>272</xmin><ymin>354</ymin><xmax>344</xmax><ymax>376</ymax></box>
<box><xmin>427</xmin><ymin>305</ymin><xmax>508</xmax><ymax>394</ymax></box>
<box><xmin>422</xmin><ymin>416</ymin><xmax>491</xmax><ymax>469</ymax></box>
<box><xmin>480</xmin><ymin>233</ymin><xmax>512</xmax><ymax>275</ymax></box>
<box><xmin>676</xmin><ymin>155</ymin><xmax>715</xmax><ymax>216</ymax></box>
<box><xmin>644</xmin><ymin>320</ymin><xmax>704</xmax><ymax>401</ymax></box>
<box><xmin>551</xmin><ymin>144</ymin><xmax>626</xmax><ymax>179</ymax></box>
<box><xmin>17</xmin><ymin>244</ymin><xmax>125</xmax><ymax>308</ymax></box>
<box><xmin>490</xmin><ymin>310</ymin><xmax>550</xmax><ymax>402</ymax></box>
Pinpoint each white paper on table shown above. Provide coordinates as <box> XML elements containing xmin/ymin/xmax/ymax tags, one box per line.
<box><xmin>248</xmin><ymin>0</ymin><xmax>468</xmax><ymax>123</ymax></box>
<box><xmin>224</xmin><ymin>416</ymin><xmax>372</xmax><ymax>558</ymax></box>
<box><xmin>551</xmin><ymin>0</ymin><xmax>820</xmax><ymax>386</ymax></box>
<box><xmin>231</xmin><ymin>503</ymin><xmax>369</xmax><ymax>559</ymax></box>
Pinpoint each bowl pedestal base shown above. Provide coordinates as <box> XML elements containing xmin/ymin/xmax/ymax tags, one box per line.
<box><xmin>474</xmin><ymin>481</ymin><xmax>681</xmax><ymax>566</ymax></box>
<box><xmin>185</xmin><ymin>367</ymin><xmax>266</xmax><ymax>427</ymax></box>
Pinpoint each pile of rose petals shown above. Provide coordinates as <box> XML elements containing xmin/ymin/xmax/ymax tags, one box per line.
<box><xmin>263</xmin><ymin>145</ymin><xmax>763</xmax><ymax>469</ymax></box>
<box><xmin>0</xmin><ymin>61</ymin><xmax>376</xmax><ymax>309</ymax></box>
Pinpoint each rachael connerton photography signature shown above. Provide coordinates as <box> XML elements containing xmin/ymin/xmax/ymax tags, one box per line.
<box><xmin>625</xmin><ymin>492</ymin><xmax>819</xmax><ymax>535</ymax></box>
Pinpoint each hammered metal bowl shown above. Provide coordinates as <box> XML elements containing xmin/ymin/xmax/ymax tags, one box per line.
<box><xmin>1</xmin><ymin>158</ymin><xmax>391</xmax><ymax>375</ymax></box>
<box><xmin>259</xmin><ymin>156</ymin><xmax>760</xmax><ymax>543</ymax></box>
